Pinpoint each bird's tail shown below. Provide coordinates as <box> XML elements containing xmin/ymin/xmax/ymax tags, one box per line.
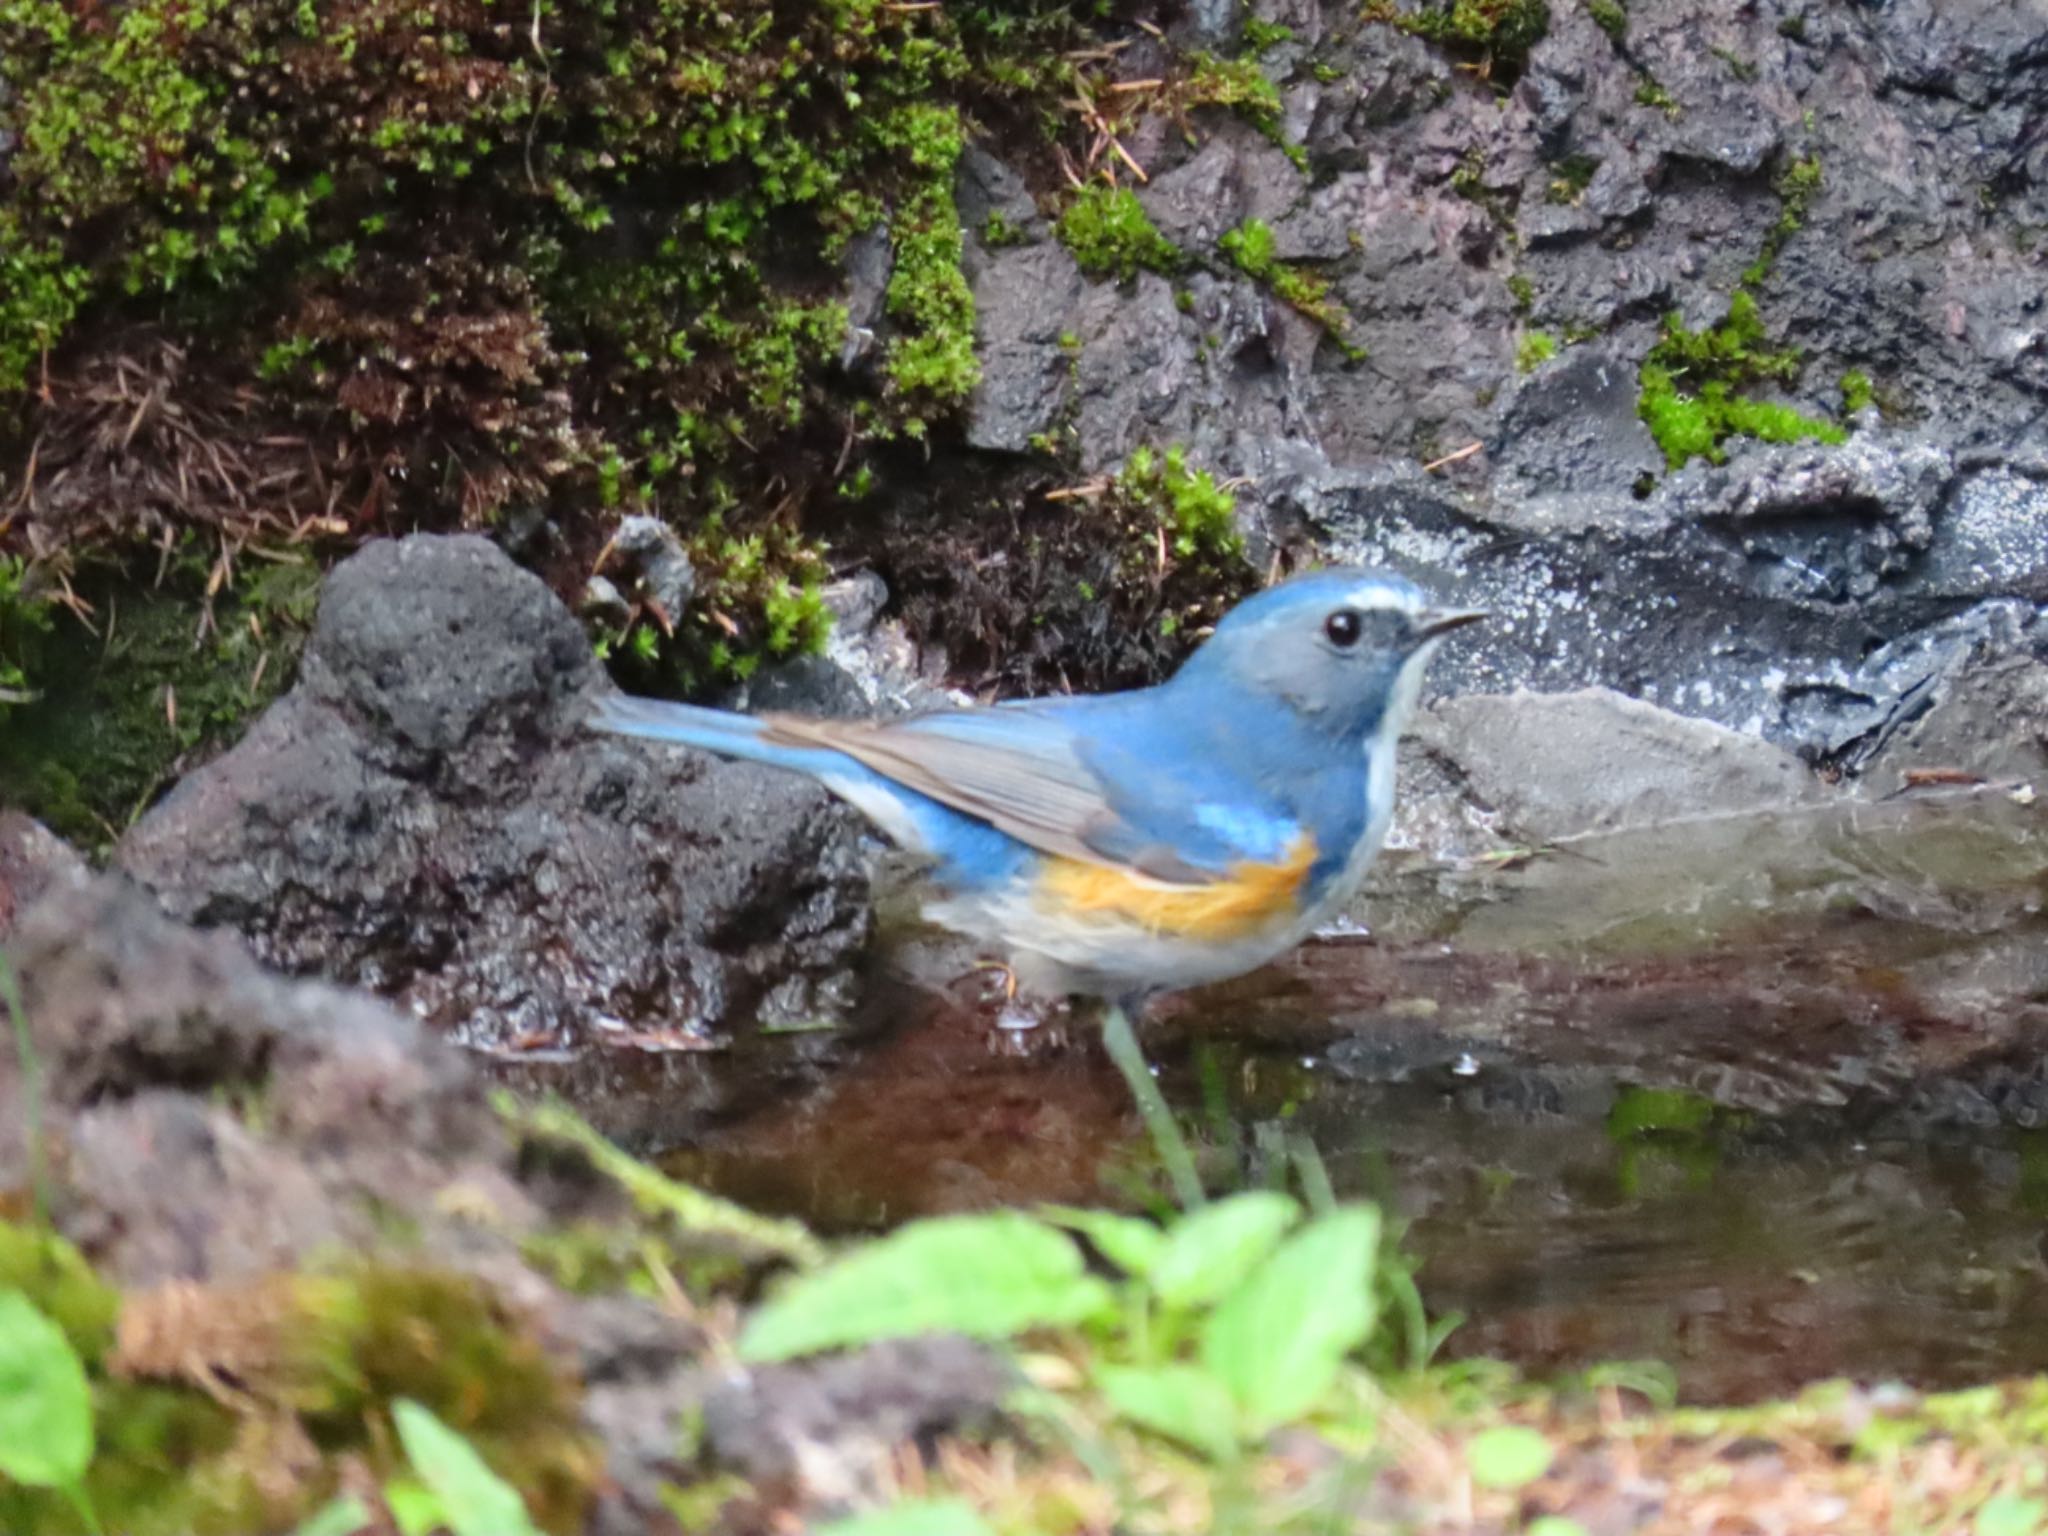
<box><xmin>588</xmin><ymin>692</ymin><xmax>849</xmax><ymax>778</ymax></box>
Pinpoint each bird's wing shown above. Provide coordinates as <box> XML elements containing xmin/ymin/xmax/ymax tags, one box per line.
<box><xmin>758</xmin><ymin>704</ymin><xmax>1227</xmax><ymax>884</ymax></box>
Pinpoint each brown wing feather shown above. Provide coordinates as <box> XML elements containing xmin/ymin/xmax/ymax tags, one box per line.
<box><xmin>758</xmin><ymin>712</ymin><xmax>1214</xmax><ymax>884</ymax></box>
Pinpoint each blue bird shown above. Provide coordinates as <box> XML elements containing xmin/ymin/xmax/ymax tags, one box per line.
<box><xmin>591</xmin><ymin>567</ymin><xmax>1483</xmax><ymax>1007</ymax></box>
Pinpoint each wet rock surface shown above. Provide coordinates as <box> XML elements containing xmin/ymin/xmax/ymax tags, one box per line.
<box><xmin>1408</xmin><ymin>686</ymin><xmax>1825</xmax><ymax>847</ymax></box>
<box><xmin>117</xmin><ymin>533</ymin><xmax>874</xmax><ymax>1052</ymax></box>
<box><xmin>654</xmin><ymin>787</ymin><xmax>2048</xmax><ymax>1402</ymax></box>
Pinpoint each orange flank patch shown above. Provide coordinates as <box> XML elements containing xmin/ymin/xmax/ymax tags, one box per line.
<box><xmin>1034</xmin><ymin>833</ymin><xmax>1317</xmax><ymax>940</ymax></box>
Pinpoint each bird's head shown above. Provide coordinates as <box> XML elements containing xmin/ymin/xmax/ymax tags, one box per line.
<box><xmin>1173</xmin><ymin>567</ymin><xmax>1485</xmax><ymax>743</ymax></box>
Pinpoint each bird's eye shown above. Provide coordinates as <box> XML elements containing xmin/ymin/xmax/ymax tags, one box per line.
<box><xmin>1324</xmin><ymin>609</ymin><xmax>1363</xmax><ymax>648</ymax></box>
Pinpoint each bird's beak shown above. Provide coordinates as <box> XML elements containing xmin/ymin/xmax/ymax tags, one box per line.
<box><xmin>1413</xmin><ymin>606</ymin><xmax>1490</xmax><ymax>641</ymax></box>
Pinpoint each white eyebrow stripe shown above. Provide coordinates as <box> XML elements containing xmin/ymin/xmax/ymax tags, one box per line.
<box><xmin>1344</xmin><ymin>585</ymin><xmax>1421</xmax><ymax>612</ymax></box>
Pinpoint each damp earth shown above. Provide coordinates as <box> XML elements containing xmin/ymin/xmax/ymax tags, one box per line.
<box><xmin>499</xmin><ymin>785</ymin><xmax>2048</xmax><ymax>1407</ymax></box>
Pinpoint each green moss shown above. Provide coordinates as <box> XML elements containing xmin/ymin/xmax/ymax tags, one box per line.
<box><xmin>1840</xmin><ymin>369</ymin><xmax>1874</xmax><ymax>415</ymax></box>
<box><xmin>1374</xmin><ymin>0</ymin><xmax>1551</xmax><ymax>72</ymax></box>
<box><xmin>0</xmin><ymin>0</ymin><xmax>1016</xmax><ymax>684</ymax></box>
<box><xmin>1241</xmin><ymin>17</ymin><xmax>1296</xmax><ymax>52</ymax></box>
<box><xmin>980</xmin><ymin>211</ymin><xmax>1028</xmax><ymax>249</ymax></box>
<box><xmin>1186</xmin><ymin>52</ymin><xmax>1308</xmax><ymax>172</ymax></box>
<box><xmin>1634</xmin><ymin>77</ymin><xmax>1679</xmax><ymax>114</ymax></box>
<box><xmin>0</xmin><ymin>553</ymin><xmax>54</xmax><ymax>720</ymax></box>
<box><xmin>1056</xmin><ymin>186</ymin><xmax>1183</xmax><ymax>283</ymax></box>
<box><xmin>1220</xmin><ymin>220</ymin><xmax>1366</xmax><ymax>361</ymax></box>
<box><xmin>597</xmin><ymin>517</ymin><xmax>832</xmax><ymax>694</ymax></box>
<box><xmin>0</xmin><ymin>1222</ymin><xmax>120</xmax><ymax>1364</ymax></box>
<box><xmin>1545</xmin><ymin>154</ymin><xmax>1599</xmax><ymax>205</ymax></box>
<box><xmin>879</xmin><ymin>103</ymin><xmax>980</xmax><ymax>426</ymax></box>
<box><xmin>1588</xmin><ymin>0</ymin><xmax>1627</xmax><ymax>40</ymax></box>
<box><xmin>1637</xmin><ymin>293</ymin><xmax>1846</xmax><ymax>468</ymax></box>
<box><xmin>1745</xmin><ymin>154</ymin><xmax>1824</xmax><ymax>279</ymax></box>
<box><xmin>1118</xmin><ymin>446</ymin><xmax>1241</xmax><ymax>561</ymax></box>
<box><xmin>1515</xmin><ymin>330</ymin><xmax>1558</xmax><ymax>372</ymax></box>
<box><xmin>1507</xmin><ymin>273</ymin><xmax>1536</xmax><ymax>312</ymax></box>
<box><xmin>0</xmin><ymin>556</ymin><xmax>316</xmax><ymax>847</ymax></box>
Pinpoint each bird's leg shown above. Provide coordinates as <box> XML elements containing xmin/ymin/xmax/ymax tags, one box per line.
<box><xmin>1100</xmin><ymin>997</ymin><xmax>1207</xmax><ymax>1211</ymax></box>
<box><xmin>953</xmin><ymin>959</ymin><xmax>1020</xmax><ymax>1004</ymax></box>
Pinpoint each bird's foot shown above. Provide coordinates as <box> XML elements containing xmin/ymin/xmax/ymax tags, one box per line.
<box><xmin>985</xmin><ymin>993</ymin><xmax>1075</xmax><ymax>1058</ymax></box>
<box><xmin>954</xmin><ymin>959</ymin><xmax>1020</xmax><ymax>1005</ymax></box>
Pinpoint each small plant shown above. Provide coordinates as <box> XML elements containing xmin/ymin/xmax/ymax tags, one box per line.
<box><xmin>1372</xmin><ymin>0</ymin><xmax>1551</xmax><ymax>73</ymax></box>
<box><xmin>1119</xmin><ymin>446</ymin><xmax>1241</xmax><ymax>560</ymax></box>
<box><xmin>1186</xmin><ymin>52</ymin><xmax>1309</xmax><ymax>172</ymax></box>
<box><xmin>0</xmin><ymin>557</ymin><xmax>51</xmax><ymax>717</ymax></box>
<box><xmin>1634</xmin><ymin>77</ymin><xmax>1678</xmax><ymax>113</ymax></box>
<box><xmin>1219</xmin><ymin>220</ymin><xmax>1366</xmax><ymax>360</ymax></box>
<box><xmin>1840</xmin><ymin>369</ymin><xmax>1874</xmax><ymax>415</ymax></box>
<box><xmin>1588</xmin><ymin>0</ymin><xmax>1626</xmax><ymax>40</ymax></box>
<box><xmin>1545</xmin><ymin>154</ymin><xmax>1599</xmax><ymax>205</ymax></box>
<box><xmin>1516</xmin><ymin>330</ymin><xmax>1559</xmax><ymax>372</ymax></box>
<box><xmin>1745</xmin><ymin>154</ymin><xmax>1823</xmax><ymax>280</ymax></box>
<box><xmin>1710</xmin><ymin>44</ymin><xmax>1759</xmax><ymax>82</ymax></box>
<box><xmin>0</xmin><ymin>1291</ymin><xmax>99</xmax><ymax>1533</ymax></box>
<box><xmin>1055</xmin><ymin>186</ymin><xmax>1183</xmax><ymax>282</ymax></box>
<box><xmin>1241</xmin><ymin>17</ymin><xmax>1295</xmax><ymax>52</ymax></box>
<box><xmin>1637</xmin><ymin>292</ymin><xmax>1845</xmax><ymax>467</ymax></box>
<box><xmin>979</xmin><ymin>211</ymin><xmax>1028</xmax><ymax>249</ymax></box>
<box><xmin>740</xmin><ymin>1190</ymin><xmax>1388</xmax><ymax>1462</ymax></box>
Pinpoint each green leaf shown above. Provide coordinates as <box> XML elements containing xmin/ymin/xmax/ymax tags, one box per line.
<box><xmin>294</xmin><ymin>1496</ymin><xmax>374</xmax><ymax>1536</ymax></box>
<box><xmin>1198</xmin><ymin>1205</ymin><xmax>1378</xmax><ymax>1433</ymax></box>
<box><xmin>1528</xmin><ymin>1519</ymin><xmax>1591</xmax><ymax>1536</ymax></box>
<box><xmin>0</xmin><ymin>1290</ymin><xmax>95</xmax><ymax>1488</ymax></box>
<box><xmin>812</xmin><ymin>1497</ymin><xmax>997</xmax><ymax>1536</ymax></box>
<box><xmin>1466</xmin><ymin>1424</ymin><xmax>1553</xmax><ymax>1490</ymax></box>
<box><xmin>1148</xmin><ymin>1191</ymin><xmax>1300</xmax><ymax>1309</ymax></box>
<box><xmin>1039</xmin><ymin>1206</ymin><xmax>1165</xmax><ymax>1277</ymax></box>
<box><xmin>1096</xmin><ymin>1363</ymin><xmax>1242</xmax><ymax>1462</ymax></box>
<box><xmin>382</xmin><ymin>1479</ymin><xmax>444</xmax><ymax>1536</ymax></box>
<box><xmin>739</xmin><ymin>1212</ymin><xmax>1111</xmax><ymax>1362</ymax></box>
<box><xmin>391</xmin><ymin>1399</ymin><xmax>541</xmax><ymax>1536</ymax></box>
<box><xmin>1978</xmin><ymin>1494</ymin><xmax>2047</xmax><ymax>1536</ymax></box>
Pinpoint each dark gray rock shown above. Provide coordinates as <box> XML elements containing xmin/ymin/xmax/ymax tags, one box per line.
<box><xmin>118</xmin><ymin>534</ymin><xmax>872</xmax><ymax>1048</ymax></box>
<box><xmin>609</xmin><ymin>514</ymin><xmax>697</xmax><ymax>623</ymax></box>
<box><xmin>0</xmin><ymin>812</ymin><xmax>82</xmax><ymax>941</ymax></box>
<box><xmin>965</xmin><ymin>242</ymin><xmax>1085</xmax><ymax>453</ymax></box>
<box><xmin>1862</xmin><ymin>654</ymin><xmax>2048</xmax><ymax>790</ymax></box>
<box><xmin>840</xmin><ymin>225</ymin><xmax>895</xmax><ymax>374</ymax></box>
<box><xmin>1302</xmin><ymin>434</ymin><xmax>2047</xmax><ymax>768</ymax></box>
<box><xmin>955</xmin><ymin>144</ymin><xmax>1041</xmax><ymax>240</ymax></box>
<box><xmin>0</xmin><ymin>873</ymin><xmax>526</xmax><ymax>1283</ymax></box>
<box><xmin>1491</xmin><ymin>341</ymin><xmax>1666</xmax><ymax>512</ymax></box>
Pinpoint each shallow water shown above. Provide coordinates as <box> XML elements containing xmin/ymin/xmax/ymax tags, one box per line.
<box><xmin>503</xmin><ymin>786</ymin><xmax>2048</xmax><ymax>1404</ymax></box>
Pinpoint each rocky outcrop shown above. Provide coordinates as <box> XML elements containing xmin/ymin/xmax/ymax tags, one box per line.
<box><xmin>118</xmin><ymin>534</ymin><xmax>874</xmax><ymax>1049</ymax></box>
<box><xmin>939</xmin><ymin>0</ymin><xmax>2048</xmax><ymax>772</ymax></box>
<box><xmin>1</xmin><ymin>873</ymin><xmax>526</xmax><ymax>1282</ymax></box>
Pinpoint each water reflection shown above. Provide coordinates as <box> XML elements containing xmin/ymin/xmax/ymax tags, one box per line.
<box><xmin>506</xmin><ymin>787</ymin><xmax>2048</xmax><ymax>1403</ymax></box>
